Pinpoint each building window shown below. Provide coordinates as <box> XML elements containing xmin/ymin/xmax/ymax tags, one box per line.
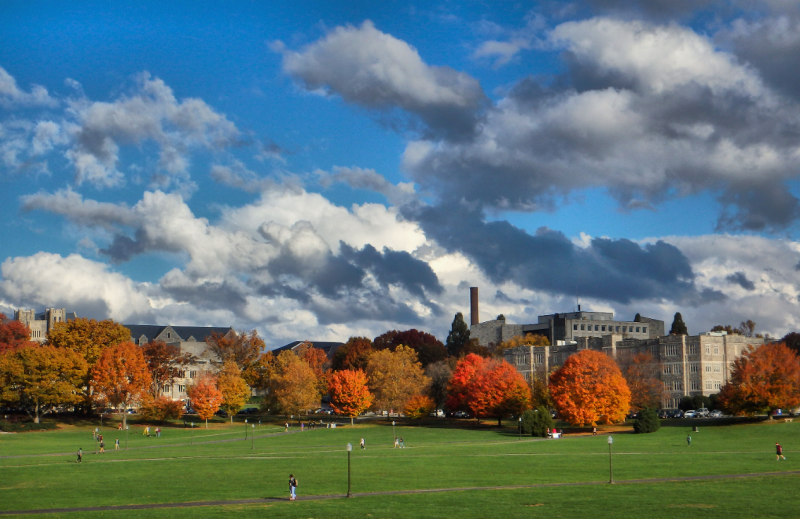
<box><xmin>636</xmin><ymin>327</ymin><xmax>641</xmax><ymax>333</ymax></box>
<box><xmin>690</xmin><ymin>363</ymin><xmax>699</xmax><ymax>373</ymax></box>
<box><xmin>574</xmin><ymin>324</ymin><xmax>578</xmax><ymax>330</ymax></box>
<box><xmin>595</xmin><ymin>325</ymin><xmax>599</xmax><ymax>331</ymax></box>
<box><xmin>622</xmin><ymin>326</ymin><xmax>627</xmax><ymax>332</ymax></box>
<box><xmin>705</xmin><ymin>345</ymin><xmax>711</xmax><ymax>354</ymax></box>
<box><xmin>162</xmin><ymin>385</ymin><xmax>171</xmax><ymax>393</ymax></box>
<box><xmin>581</xmin><ymin>324</ymin><xmax>585</xmax><ymax>330</ymax></box>
<box><xmin>665</xmin><ymin>345</ymin><xmax>678</xmax><ymax>356</ymax></box>
<box><xmin>713</xmin><ymin>364</ymin><xmax>721</xmax><ymax>373</ymax></box>
<box><xmin>714</xmin><ymin>347</ymin><xmax>719</xmax><ymax>354</ymax></box>
<box><xmin>714</xmin><ymin>381</ymin><xmax>722</xmax><ymax>389</ymax></box>
<box><xmin>705</xmin><ymin>365</ymin><xmax>712</xmax><ymax>372</ymax></box>
<box><xmin>688</xmin><ymin>344</ymin><xmax>698</xmax><ymax>355</ymax></box>
<box><xmin>189</xmin><ymin>371</ymin><xmax>197</xmax><ymax>379</ymax></box>
<box><xmin>615</xmin><ymin>326</ymin><xmax>620</xmax><ymax>332</ymax></box>
<box><xmin>602</xmin><ymin>325</ymin><xmax>606</xmax><ymax>331</ymax></box>
<box><xmin>167</xmin><ymin>333</ymin><xmax>171</xmax><ymax>338</ymax></box>
<box><xmin>642</xmin><ymin>327</ymin><xmax>647</xmax><ymax>333</ymax></box>
<box><xmin>706</xmin><ymin>381</ymin><xmax>713</xmax><ymax>389</ymax></box>
<box><xmin>691</xmin><ymin>380</ymin><xmax>701</xmax><ymax>390</ymax></box>
<box><xmin>178</xmin><ymin>385</ymin><xmax>186</xmax><ymax>392</ymax></box>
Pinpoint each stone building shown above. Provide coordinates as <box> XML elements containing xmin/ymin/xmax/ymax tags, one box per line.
<box><xmin>14</xmin><ymin>308</ymin><xmax>78</xmax><ymax>342</ymax></box>
<box><xmin>503</xmin><ymin>331</ymin><xmax>763</xmax><ymax>409</ymax></box>
<box><xmin>125</xmin><ymin>324</ymin><xmax>235</xmax><ymax>402</ymax></box>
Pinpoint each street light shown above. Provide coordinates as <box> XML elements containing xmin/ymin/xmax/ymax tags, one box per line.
<box><xmin>125</xmin><ymin>425</ymin><xmax>129</xmax><ymax>450</ymax></box>
<box><xmin>346</xmin><ymin>443</ymin><xmax>353</xmax><ymax>498</ymax></box>
<box><xmin>607</xmin><ymin>435</ymin><xmax>614</xmax><ymax>484</ymax></box>
<box><xmin>518</xmin><ymin>416</ymin><xmax>522</xmax><ymax>440</ymax></box>
<box><xmin>392</xmin><ymin>420</ymin><xmax>396</xmax><ymax>445</ymax></box>
<box><xmin>191</xmin><ymin>422</ymin><xmax>194</xmax><ymax>445</ymax></box>
<box><xmin>244</xmin><ymin>419</ymin><xmax>248</xmax><ymax>440</ymax></box>
<box><xmin>251</xmin><ymin>424</ymin><xmax>255</xmax><ymax>450</ymax></box>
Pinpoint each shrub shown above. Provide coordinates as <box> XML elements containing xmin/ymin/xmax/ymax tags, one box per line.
<box><xmin>0</xmin><ymin>421</ymin><xmax>58</xmax><ymax>432</ymax></box>
<box><xmin>633</xmin><ymin>408</ymin><xmax>660</xmax><ymax>434</ymax></box>
<box><xmin>404</xmin><ymin>394</ymin><xmax>435</xmax><ymax>419</ymax></box>
<box><xmin>521</xmin><ymin>406</ymin><xmax>554</xmax><ymax>437</ymax></box>
<box><xmin>139</xmin><ymin>396</ymin><xmax>184</xmax><ymax>421</ymax></box>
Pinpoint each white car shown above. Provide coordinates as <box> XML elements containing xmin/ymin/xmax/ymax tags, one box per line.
<box><xmin>684</xmin><ymin>410</ymin><xmax>696</xmax><ymax>418</ymax></box>
<box><xmin>695</xmin><ymin>408</ymin><xmax>710</xmax><ymax>418</ymax></box>
<box><xmin>710</xmin><ymin>410</ymin><xmax>723</xmax><ymax>418</ymax></box>
<box><xmin>429</xmin><ymin>409</ymin><xmax>444</xmax><ymax>417</ymax></box>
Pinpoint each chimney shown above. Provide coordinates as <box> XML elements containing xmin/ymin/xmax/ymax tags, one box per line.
<box><xmin>470</xmin><ymin>287</ymin><xmax>479</xmax><ymax>326</ymax></box>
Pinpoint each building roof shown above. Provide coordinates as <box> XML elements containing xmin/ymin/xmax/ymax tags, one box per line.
<box><xmin>272</xmin><ymin>340</ymin><xmax>344</xmax><ymax>359</ymax></box>
<box><xmin>124</xmin><ymin>324</ymin><xmax>234</xmax><ymax>345</ymax></box>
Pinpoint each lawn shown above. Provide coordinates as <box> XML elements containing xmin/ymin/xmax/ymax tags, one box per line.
<box><xmin>1</xmin><ymin>417</ymin><xmax>799</xmax><ymax>517</ymax></box>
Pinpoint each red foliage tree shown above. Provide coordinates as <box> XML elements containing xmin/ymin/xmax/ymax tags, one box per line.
<box><xmin>447</xmin><ymin>354</ymin><xmax>531</xmax><ymax>425</ymax></box>
<box><xmin>91</xmin><ymin>342</ymin><xmax>152</xmax><ymax>428</ymax></box>
<box><xmin>331</xmin><ymin>337</ymin><xmax>373</xmax><ymax>371</ymax></box>
<box><xmin>187</xmin><ymin>373</ymin><xmax>224</xmax><ymax>428</ymax></box>
<box><xmin>328</xmin><ymin>369</ymin><xmax>373</xmax><ymax>425</ymax></box>
<box><xmin>718</xmin><ymin>342</ymin><xmax>800</xmax><ymax>416</ymax></box>
<box><xmin>296</xmin><ymin>342</ymin><xmax>330</xmax><ymax>395</ymax></box>
<box><xmin>372</xmin><ymin>329</ymin><xmax>447</xmax><ymax>367</ymax></box>
<box><xmin>142</xmin><ymin>340</ymin><xmax>194</xmax><ymax>399</ymax></box>
<box><xmin>0</xmin><ymin>314</ymin><xmax>34</xmax><ymax>354</ymax></box>
<box><xmin>549</xmin><ymin>350</ymin><xmax>630</xmax><ymax>426</ymax></box>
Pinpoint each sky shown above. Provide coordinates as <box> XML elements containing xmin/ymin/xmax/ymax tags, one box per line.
<box><xmin>3</xmin><ymin>0</ymin><xmax>800</xmax><ymax>348</ymax></box>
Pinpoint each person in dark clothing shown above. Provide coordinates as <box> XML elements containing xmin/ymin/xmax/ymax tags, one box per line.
<box><xmin>289</xmin><ymin>474</ymin><xmax>298</xmax><ymax>500</ymax></box>
<box><xmin>77</xmin><ymin>448</ymin><xmax>82</xmax><ymax>463</ymax></box>
<box><xmin>777</xmin><ymin>442</ymin><xmax>786</xmax><ymax>460</ymax></box>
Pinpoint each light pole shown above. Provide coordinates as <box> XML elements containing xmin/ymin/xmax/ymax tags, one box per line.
<box><xmin>607</xmin><ymin>435</ymin><xmax>614</xmax><ymax>484</ymax></box>
<box><xmin>392</xmin><ymin>420</ymin><xmax>396</xmax><ymax>445</ymax></box>
<box><xmin>252</xmin><ymin>424</ymin><xmax>255</xmax><ymax>450</ymax></box>
<box><xmin>125</xmin><ymin>425</ymin><xmax>129</xmax><ymax>450</ymax></box>
<box><xmin>518</xmin><ymin>416</ymin><xmax>522</xmax><ymax>440</ymax></box>
<box><xmin>346</xmin><ymin>443</ymin><xmax>353</xmax><ymax>498</ymax></box>
<box><xmin>244</xmin><ymin>419</ymin><xmax>248</xmax><ymax>440</ymax></box>
<box><xmin>191</xmin><ymin>422</ymin><xmax>194</xmax><ymax>445</ymax></box>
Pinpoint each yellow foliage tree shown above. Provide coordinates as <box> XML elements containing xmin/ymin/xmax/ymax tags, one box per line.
<box><xmin>366</xmin><ymin>345</ymin><xmax>430</xmax><ymax>413</ymax></box>
<box><xmin>217</xmin><ymin>360</ymin><xmax>251</xmax><ymax>422</ymax></box>
<box><xmin>497</xmin><ymin>333</ymin><xmax>550</xmax><ymax>352</ymax></box>
<box><xmin>404</xmin><ymin>394</ymin><xmax>435</xmax><ymax>419</ymax></box>
<box><xmin>270</xmin><ymin>351</ymin><xmax>321</xmax><ymax>420</ymax></box>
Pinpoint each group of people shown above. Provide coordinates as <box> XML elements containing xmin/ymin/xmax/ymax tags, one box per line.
<box><xmin>393</xmin><ymin>436</ymin><xmax>405</xmax><ymax>448</ymax></box>
<box><xmin>142</xmin><ymin>426</ymin><xmax>161</xmax><ymax>437</ymax></box>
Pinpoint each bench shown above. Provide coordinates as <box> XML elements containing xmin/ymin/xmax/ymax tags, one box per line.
<box><xmin>784</xmin><ymin>418</ymin><xmax>793</xmax><ymax>423</ymax></box>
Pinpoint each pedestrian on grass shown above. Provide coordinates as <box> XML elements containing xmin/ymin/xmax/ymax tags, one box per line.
<box><xmin>99</xmin><ymin>440</ymin><xmax>105</xmax><ymax>453</ymax></box>
<box><xmin>687</xmin><ymin>434</ymin><xmax>692</xmax><ymax>446</ymax></box>
<box><xmin>285</xmin><ymin>422</ymin><xmax>289</xmax><ymax>432</ymax></box>
<box><xmin>360</xmin><ymin>437</ymin><xmax>365</xmax><ymax>450</ymax></box>
<box><xmin>399</xmin><ymin>437</ymin><xmax>405</xmax><ymax>448</ymax></box>
<box><xmin>301</xmin><ymin>422</ymin><xmax>304</xmax><ymax>432</ymax></box>
<box><xmin>592</xmin><ymin>426</ymin><xmax>597</xmax><ymax>436</ymax></box>
<box><xmin>77</xmin><ymin>448</ymin><xmax>82</xmax><ymax>463</ymax></box>
<box><xmin>777</xmin><ymin>442</ymin><xmax>786</xmax><ymax>460</ymax></box>
<box><xmin>156</xmin><ymin>427</ymin><xmax>161</xmax><ymax>437</ymax></box>
<box><xmin>394</xmin><ymin>436</ymin><xmax>399</xmax><ymax>448</ymax></box>
<box><xmin>115</xmin><ymin>438</ymin><xmax>120</xmax><ymax>450</ymax></box>
<box><xmin>118</xmin><ymin>423</ymin><xmax>122</xmax><ymax>431</ymax></box>
<box><xmin>289</xmin><ymin>474</ymin><xmax>298</xmax><ymax>500</ymax></box>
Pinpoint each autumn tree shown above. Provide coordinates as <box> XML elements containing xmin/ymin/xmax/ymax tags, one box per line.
<box><xmin>48</xmin><ymin>318</ymin><xmax>131</xmax><ymax>409</ymax></box>
<box><xmin>187</xmin><ymin>373</ymin><xmax>224</xmax><ymax>428</ymax></box>
<box><xmin>445</xmin><ymin>312</ymin><xmax>471</xmax><ymax>357</ymax></box>
<box><xmin>217</xmin><ymin>361</ymin><xmax>251</xmax><ymax>421</ymax></box>
<box><xmin>295</xmin><ymin>342</ymin><xmax>330</xmax><ymax>395</ymax></box>
<box><xmin>425</xmin><ymin>360</ymin><xmax>452</xmax><ymax>408</ymax></box>
<box><xmin>366</xmin><ymin>345</ymin><xmax>430</xmax><ymax>413</ymax></box>
<box><xmin>618</xmin><ymin>352</ymin><xmax>665</xmax><ymax>412</ymax></box>
<box><xmin>669</xmin><ymin>313</ymin><xmax>688</xmax><ymax>335</ymax></box>
<box><xmin>267</xmin><ymin>350</ymin><xmax>320</xmax><ymax>419</ymax></box>
<box><xmin>328</xmin><ymin>369</ymin><xmax>373</xmax><ymax>425</ymax></box>
<box><xmin>782</xmin><ymin>332</ymin><xmax>800</xmax><ymax>357</ymax></box>
<box><xmin>142</xmin><ymin>340</ymin><xmax>195</xmax><ymax>399</ymax></box>
<box><xmin>447</xmin><ymin>354</ymin><xmax>532</xmax><ymax>425</ymax></box>
<box><xmin>331</xmin><ymin>337</ymin><xmax>374</xmax><ymax>371</ymax></box>
<box><xmin>718</xmin><ymin>343</ymin><xmax>800</xmax><ymax>416</ymax></box>
<box><xmin>531</xmin><ymin>375</ymin><xmax>554</xmax><ymax>409</ymax></box>
<box><xmin>139</xmin><ymin>396</ymin><xmax>185</xmax><ymax>421</ymax></box>
<box><xmin>373</xmin><ymin>329</ymin><xmax>447</xmax><ymax>367</ymax></box>
<box><xmin>404</xmin><ymin>394</ymin><xmax>435</xmax><ymax>419</ymax></box>
<box><xmin>549</xmin><ymin>350</ymin><xmax>631</xmax><ymax>426</ymax></box>
<box><xmin>206</xmin><ymin>330</ymin><xmax>264</xmax><ymax>377</ymax></box>
<box><xmin>0</xmin><ymin>314</ymin><xmax>35</xmax><ymax>354</ymax></box>
<box><xmin>496</xmin><ymin>333</ymin><xmax>550</xmax><ymax>353</ymax></box>
<box><xmin>91</xmin><ymin>342</ymin><xmax>151</xmax><ymax>428</ymax></box>
<box><xmin>0</xmin><ymin>344</ymin><xmax>87</xmax><ymax>423</ymax></box>
<box><xmin>711</xmin><ymin>325</ymin><xmax>743</xmax><ymax>335</ymax></box>
<box><xmin>247</xmin><ymin>351</ymin><xmax>276</xmax><ymax>393</ymax></box>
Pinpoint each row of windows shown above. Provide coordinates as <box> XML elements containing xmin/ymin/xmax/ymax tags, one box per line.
<box><xmin>162</xmin><ymin>385</ymin><xmax>187</xmax><ymax>393</ymax></box>
<box><xmin>574</xmin><ymin>324</ymin><xmax>647</xmax><ymax>333</ymax></box>
<box><xmin>663</xmin><ymin>364</ymin><xmax>681</xmax><ymax>375</ymax></box>
<box><xmin>665</xmin><ymin>380</ymin><xmax>683</xmax><ymax>391</ymax></box>
<box><xmin>707</xmin><ymin>380</ymin><xmax>723</xmax><ymax>390</ymax></box>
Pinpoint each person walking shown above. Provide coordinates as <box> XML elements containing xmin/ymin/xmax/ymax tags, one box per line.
<box><xmin>76</xmin><ymin>448</ymin><xmax>82</xmax><ymax>463</ymax></box>
<box><xmin>118</xmin><ymin>423</ymin><xmax>122</xmax><ymax>431</ymax></box>
<box><xmin>285</xmin><ymin>422</ymin><xmax>289</xmax><ymax>433</ymax></box>
<box><xmin>289</xmin><ymin>474</ymin><xmax>298</xmax><ymax>501</ymax></box>
<box><xmin>592</xmin><ymin>426</ymin><xmax>597</xmax><ymax>436</ymax></box>
<box><xmin>115</xmin><ymin>438</ymin><xmax>120</xmax><ymax>450</ymax></box>
<box><xmin>360</xmin><ymin>437</ymin><xmax>365</xmax><ymax>450</ymax></box>
<box><xmin>687</xmin><ymin>434</ymin><xmax>692</xmax><ymax>446</ymax></box>
<box><xmin>156</xmin><ymin>427</ymin><xmax>161</xmax><ymax>438</ymax></box>
<box><xmin>777</xmin><ymin>442</ymin><xmax>787</xmax><ymax>460</ymax></box>
<box><xmin>99</xmin><ymin>440</ymin><xmax>105</xmax><ymax>453</ymax></box>
<box><xmin>394</xmin><ymin>436</ymin><xmax>399</xmax><ymax>448</ymax></box>
<box><xmin>399</xmin><ymin>437</ymin><xmax>405</xmax><ymax>448</ymax></box>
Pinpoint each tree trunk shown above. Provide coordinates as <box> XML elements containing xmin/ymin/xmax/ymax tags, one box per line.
<box><xmin>351</xmin><ymin>416</ymin><xmax>354</xmax><ymax>426</ymax></box>
<box><xmin>205</xmin><ymin>418</ymin><xmax>208</xmax><ymax>429</ymax></box>
<box><xmin>498</xmin><ymin>417</ymin><xmax>502</xmax><ymax>427</ymax></box>
<box><xmin>34</xmin><ymin>399</ymin><xmax>40</xmax><ymax>424</ymax></box>
<box><xmin>122</xmin><ymin>405</ymin><xmax>127</xmax><ymax>429</ymax></box>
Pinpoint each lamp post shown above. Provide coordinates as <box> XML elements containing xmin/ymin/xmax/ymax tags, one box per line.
<box><xmin>607</xmin><ymin>435</ymin><xmax>614</xmax><ymax>484</ymax></box>
<box><xmin>191</xmin><ymin>422</ymin><xmax>194</xmax><ymax>445</ymax></box>
<box><xmin>252</xmin><ymin>424</ymin><xmax>255</xmax><ymax>450</ymax></box>
<box><xmin>245</xmin><ymin>419</ymin><xmax>248</xmax><ymax>440</ymax></box>
<box><xmin>125</xmin><ymin>425</ymin><xmax>129</xmax><ymax>450</ymax></box>
<box><xmin>392</xmin><ymin>420</ymin><xmax>396</xmax><ymax>444</ymax></box>
<box><xmin>518</xmin><ymin>416</ymin><xmax>522</xmax><ymax>440</ymax></box>
<box><xmin>346</xmin><ymin>443</ymin><xmax>353</xmax><ymax>498</ymax></box>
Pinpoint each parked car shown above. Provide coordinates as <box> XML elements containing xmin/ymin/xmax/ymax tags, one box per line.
<box><xmin>429</xmin><ymin>409</ymin><xmax>444</xmax><ymax>417</ymax></box>
<box><xmin>671</xmin><ymin>410</ymin><xmax>684</xmax><ymax>418</ymax></box>
<box><xmin>684</xmin><ymin>410</ymin><xmax>696</xmax><ymax>418</ymax></box>
<box><xmin>710</xmin><ymin>410</ymin><xmax>723</xmax><ymax>418</ymax></box>
<box><xmin>695</xmin><ymin>408</ymin><xmax>710</xmax><ymax>418</ymax></box>
<box><xmin>658</xmin><ymin>409</ymin><xmax>670</xmax><ymax>419</ymax></box>
<box><xmin>454</xmin><ymin>410</ymin><xmax>470</xmax><ymax>419</ymax></box>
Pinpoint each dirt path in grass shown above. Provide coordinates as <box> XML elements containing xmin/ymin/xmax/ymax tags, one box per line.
<box><xmin>2</xmin><ymin>469</ymin><xmax>800</xmax><ymax>516</ymax></box>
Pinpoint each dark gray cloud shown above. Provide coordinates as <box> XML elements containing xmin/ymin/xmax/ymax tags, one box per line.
<box><xmin>99</xmin><ymin>229</ymin><xmax>149</xmax><ymax>263</ymax></box>
<box><xmin>340</xmin><ymin>242</ymin><xmax>443</xmax><ymax>297</ymax></box>
<box><xmin>161</xmin><ymin>279</ymin><xmax>249</xmax><ymax>314</ymax></box>
<box><xmin>581</xmin><ymin>0</ymin><xmax>721</xmax><ymax>20</ymax></box>
<box><xmin>725</xmin><ymin>271</ymin><xmax>756</xmax><ymax>290</ymax></box>
<box><xmin>716</xmin><ymin>182</ymin><xmax>800</xmax><ymax>232</ymax></box>
<box><xmin>494</xmin><ymin>290</ymin><xmax>531</xmax><ymax>305</ymax></box>
<box><xmin>404</xmin><ymin>202</ymin><xmax>724</xmax><ymax>305</ymax></box>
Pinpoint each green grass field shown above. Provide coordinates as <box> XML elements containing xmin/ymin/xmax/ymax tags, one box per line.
<box><xmin>2</xmin><ymin>417</ymin><xmax>800</xmax><ymax>518</ymax></box>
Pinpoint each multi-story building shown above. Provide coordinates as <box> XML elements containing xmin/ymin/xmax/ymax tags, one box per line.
<box><xmin>125</xmin><ymin>324</ymin><xmax>235</xmax><ymax>402</ymax></box>
<box><xmin>503</xmin><ymin>331</ymin><xmax>763</xmax><ymax>409</ymax></box>
<box><xmin>14</xmin><ymin>308</ymin><xmax>78</xmax><ymax>342</ymax></box>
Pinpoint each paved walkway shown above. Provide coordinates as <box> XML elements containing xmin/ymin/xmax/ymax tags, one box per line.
<box><xmin>2</xmin><ymin>469</ymin><xmax>800</xmax><ymax>516</ymax></box>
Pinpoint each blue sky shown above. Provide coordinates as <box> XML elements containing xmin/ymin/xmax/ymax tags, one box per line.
<box><xmin>3</xmin><ymin>1</ymin><xmax>800</xmax><ymax>347</ymax></box>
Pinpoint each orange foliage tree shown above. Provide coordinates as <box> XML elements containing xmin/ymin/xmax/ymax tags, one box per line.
<box><xmin>718</xmin><ymin>342</ymin><xmax>800</xmax><ymax>416</ymax></box>
<box><xmin>206</xmin><ymin>330</ymin><xmax>264</xmax><ymax>379</ymax></box>
<box><xmin>404</xmin><ymin>394</ymin><xmax>435</xmax><ymax>419</ymax></box>
<box><xmin>187</xmin><ymin>373</ymin><xmax>224</xmax><ymax>428</ymax></box>
<box><xmin>139</xmin><ymin>395</ymin><xmax>185</xmax><ymax>421</ymax></box>
<box><xmin>0</xmin><ymin>314</ymin><xmax>35</xmax><ymax>354</ymax></box>
<box><xmin>328</xmin><ymin>369</ymin><xmax>373</xmax><ymax>425</ymax></box>
<box><xmin>142</xmin><ymin>340</ymin><xmax>194</xmax><ymax>399</ymax></box>
<box><xmin>549</xmin><ymin>350</ymin><xmax>630</xmax><ymax>426</ymax></box>
<box><xmin>296</xmin><ymin>342</ymin><xmax>330</xmax><ymax>395</ymax></box>
<box><xmin>447</xmin><ymin>353</ymin><xmax>532</xmax><ymax>425</ymax></box>
<box><xmin>217</xmin><ymin>360</ymin><xmax>251</xmax><ymax>421</ymax></box>
<box><xmin>366</xmin><ymin>345</ymin><xmax>430</xmax><ymax>413</ymax></box>
<box><xmin>0</xmin><ymin>344</ymin><xmax>87</xmax><ymax>423</ymax></box>
<box><xmin>91</xmin><ymin>342</ymin><xmax>151</xmax><ymax>428</ymax></box>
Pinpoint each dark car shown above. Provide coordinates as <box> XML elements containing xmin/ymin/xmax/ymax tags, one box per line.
<box><xmin>671</xmin><ymin>410</ymin><xmax>684</xmax><ymax>418</ymax></box>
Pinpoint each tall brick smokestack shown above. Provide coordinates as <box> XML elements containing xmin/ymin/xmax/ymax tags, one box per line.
<box><xmin>470</xmin><ymin>287</ymin><xmax>479</xmax><ymax>326</ymax></box>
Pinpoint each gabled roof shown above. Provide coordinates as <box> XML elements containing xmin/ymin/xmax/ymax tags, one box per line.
<box><xmin>273</xmin><ymin>340</ymin><xmax>344</xmax><ymax>359</ymax></box>
<box><xmin>124</xmin><ymin>324</ymin><xmax>234</xmax><ymax>345</ymax></box>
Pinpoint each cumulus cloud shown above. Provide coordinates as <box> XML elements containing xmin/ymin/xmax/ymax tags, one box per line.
<box><xmin>317</xmin><ymin>166</ymin><xmax>416</xmax><ymax>205</ymax></box>
<box><xmin>277</xmin><ymin>20</ymin><xmax>487</xmax><ymax>139</ymax></box>
<box><xmin>20</xmin><ymin>188</ymin><xmax>136</xmax><ymax>229</ymax></box>
<box><xmin>0</xmin><ymin>66</ymin><xmax>58</xmax><ymax>108</ymax></box>
<box><xmin>210</xmin><ymin>160</ymin><xmax>276</xmax><ymax>193</ymax></box>
<box><xmin>473</xmin><ymin>39</ymin><xmax>533</xmax><ymax>67</ymax></box>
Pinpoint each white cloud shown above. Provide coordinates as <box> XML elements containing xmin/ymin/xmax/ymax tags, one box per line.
<box><xmin>317</xmin><ymin>166</ymin><xmax>417</xmax><ymax>205</ymax></box>
<box><xmin>0</xmin><ymin>66</ymin><xmax>58</xmax><ymax>108</ymax></box>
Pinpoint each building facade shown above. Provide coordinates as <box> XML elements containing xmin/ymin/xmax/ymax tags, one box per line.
<box><xmin>14</xmin><ymin>308</ymin><xmax>78</xmax><ymax>342</ymax></box>
<box><xmin>503</xmin><ymin>331</ymin><xmax>763</xmax><ymax>409</ymax></box>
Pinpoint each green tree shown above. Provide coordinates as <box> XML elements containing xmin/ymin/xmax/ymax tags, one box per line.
<box><xmin>669</xmin><ymin>312</ymin><xmax>688</xmax><ymax>335</ymax></box>
<box><xmin>445</xmin><ymin>312</ymin><xmax>471</xmax><ymax>357</ymax></box>
<box><xmin>633</xmin><ymin>408</ymin><xmax>660</xmax><ymax>434</ymax></box>
<box><xmin>521</xmin><ymin>407</ymin><xmax>554</xmax><ymax>437</ymax></box>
